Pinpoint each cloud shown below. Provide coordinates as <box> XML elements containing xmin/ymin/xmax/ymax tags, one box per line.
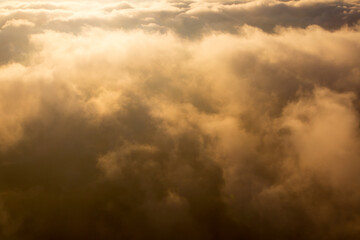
<box><xmin>0</xmin><ymin>0</ymin><xmax>360</xmax><ymax>239</ymax></box>
<box><xmin>0</xmin><ymin>0</ymin><xmax>359</xmax><ymax>39</ymax></box>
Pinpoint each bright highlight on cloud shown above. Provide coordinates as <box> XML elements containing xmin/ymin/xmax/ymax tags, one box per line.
<box><xmin>1</xmin><ymin>0</ymin><xmax>360</xmax><ymax>239</ymax></box>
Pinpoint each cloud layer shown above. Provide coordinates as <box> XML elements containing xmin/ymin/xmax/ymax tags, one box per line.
<box><xmin>1</xmin><ymin>0</ymin><xmax>360</xmax><ymax>239</ymax></box>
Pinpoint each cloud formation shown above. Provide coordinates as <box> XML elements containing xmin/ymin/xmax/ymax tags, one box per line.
<box><xmin>1</xmin><ymin>0</ymin><xmax>360</xmax><ymax>239</ymax></box>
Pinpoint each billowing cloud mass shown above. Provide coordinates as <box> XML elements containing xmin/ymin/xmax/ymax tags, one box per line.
<box><xmin>1</xmin><ymin>0</ymin><xmax>360</xmax><ymax>239</ymax></box>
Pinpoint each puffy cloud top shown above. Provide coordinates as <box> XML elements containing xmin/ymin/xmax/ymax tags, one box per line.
<box><xmin>0</xmin><ymin>0</ymin><xmax>360</xmax><ymax>239</ymax></box>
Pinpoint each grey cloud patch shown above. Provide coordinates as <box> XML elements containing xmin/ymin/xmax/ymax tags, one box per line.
<box><xmin>0</xmin><ymin>21</ymin><xmax>33</xmax><ymax>65</ymax></box>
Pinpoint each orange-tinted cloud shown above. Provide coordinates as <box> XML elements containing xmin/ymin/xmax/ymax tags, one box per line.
<box><xmin>1</xmin><ymin>1</ymin><xmax>360</xmax><ymax>239</ymax></box>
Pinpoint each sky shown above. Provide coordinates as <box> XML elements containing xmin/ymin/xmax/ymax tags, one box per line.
<box><xmin>0</xmin><ymin>0</ymin><xmax>360</xmax><ymax>239</ymax></box>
